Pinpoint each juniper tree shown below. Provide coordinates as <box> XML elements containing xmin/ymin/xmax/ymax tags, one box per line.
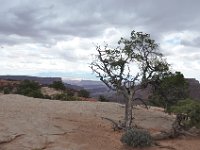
<box><xmin>90</xmin><ymin>30</ymin><xmax>169</xmax><ymax>129</ymax></box>
<box><xmin>149</xmin><ymin>71</ymin><xmax>189</xmax><ymax>111</ymax></box>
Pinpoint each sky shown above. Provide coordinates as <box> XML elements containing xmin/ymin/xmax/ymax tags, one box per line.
<box><xmin>0</xmin><ymin>0</ymin><xmax>200</xmax><ymax>81</ymax></box>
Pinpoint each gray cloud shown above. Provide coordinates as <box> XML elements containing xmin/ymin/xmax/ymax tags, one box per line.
<box><xmin>181</xmin><ymin>36</ymin><xmax>200</xmax><ymax>47</ymax></box>
<box><xmin>181</xmin><ymin>53</ymin><xmax>200</xmax><ymax>61</ymax></box>
<box><xmin>1</xmin><ymin>0</ymin><xmax>200</xmax><ymax>79</ymax></box>
<box><xmin>0</xmin><ymin>0</ymin><xmax>200</xmax><ymax>45</ymax></box>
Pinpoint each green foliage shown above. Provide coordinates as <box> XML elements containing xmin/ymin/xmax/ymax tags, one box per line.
<box><xmin>43</xmin><ymin>95</ymin><xmax>51</xmax><ymax>99</ymax></box>
<box><xmin>66</xmin><ymin>89</ymin><xmax>74</xmax><ymax>97</ymax></box>
<box><xmin>16</xmin><ymin>80</ymin><xmax>44</xmax><ymax>98</ymax></box>
<box><xmin>49</xmin><ymin>81</ymin><xmax>66</xmax><ymax>90</ymax></box>
<box><xmin>170</xmin><ymin>99</ymin><xmax>200</xmax><ymax>128</ymax></box>
<box><xmin>17</xmin><ymin>80</ymin><xmax>40</xmax><ymax>91</ymax></box>
<box><xmin>78</xmin><ymin>89</ymin><xmax>90</xmax><ymax>98</ymax></box>
<box><xmin>3</xmin><ymin>87</ymin><xmax>13</xmax><ymax>94</ymax></box>
<box><xmin>90</xmin><ymin>30</ymin><xmax>169</xmax><ymax>91</ymax></box>
<box><xmin>52</xmin><ymin>93</ymin><xmax>80</xmax><ymax>101</ymax></box>
<box><xmin>52</xmin><ymin>93</ymin><xmax>68</xmax><ymax>100</ymax></box>
<box><xmin>149</xmin><ymin>71</ymin><xmax>188</xmax><ymax>111</ymax></box>
<box><xmin>121</xmin><ymin>128</ymin><xmax>153</xmax><ymax>147</ymax></box>
<box><xmin>71</xmin><ymin>96</ymin><xmax>81</xmax><ymax>101</ymax></box>
<box><xmin>98</xmin><ymin>95</ymin><xmax>109</xmax><ymax>102</ymax></box>
<box><xmin>27</xmin><ymin>90</ymin><xmax>44</xmax><ymax>98</ymax></box>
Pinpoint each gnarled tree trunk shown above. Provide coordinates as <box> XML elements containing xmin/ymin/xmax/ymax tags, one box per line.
<box><xmin>125</xmin><ymin>95</ymin><xmax>133</xmax><ymax>129</ymax></box>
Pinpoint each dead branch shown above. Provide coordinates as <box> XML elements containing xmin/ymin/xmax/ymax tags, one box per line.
<box><xmin>152</xmin><ymin>114</ymin><xmax>198</xmax><ymax>141</ymax></box>
<box><xmin>154</xmin><ymin>142</ymin><xmax>176</xmax><ymax>150</ymax></box>
<box><xmin>101</xmin><ymin>117</ymin><xmax>125</xmax><ymax>131</ymax></box>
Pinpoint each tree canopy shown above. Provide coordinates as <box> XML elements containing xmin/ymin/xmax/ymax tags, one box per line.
<box><xmin>149</xmin><ymin>71</ymin><xmax>189</xmax><ymax>111</ymax></box>
<box><xmin>49</xmin><ymin>81</ymin><xmax>66</xmax><ymax>91</ymax></box>
<box><xmin>90</xmin><ymin>30</ymin><xmax>170</xmax><ymax>128</ymax></box>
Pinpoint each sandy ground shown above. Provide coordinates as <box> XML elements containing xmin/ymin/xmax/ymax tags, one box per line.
<box><xmin>0</xmin><ymin>94</ymin><xmax>199</xmax><ymax>150</ymax></box>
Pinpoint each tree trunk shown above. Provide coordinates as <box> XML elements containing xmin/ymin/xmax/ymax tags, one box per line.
<box><xmin>125</xmin><ymin>95</ymin><xmax>133</xmax><ymax>129</ymax></box>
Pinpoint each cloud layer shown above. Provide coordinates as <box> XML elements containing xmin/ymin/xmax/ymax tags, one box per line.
<box><xmin>0</xmin><ymin>0</ymin><xmax>200</xmax><ymax>80</ymax></box>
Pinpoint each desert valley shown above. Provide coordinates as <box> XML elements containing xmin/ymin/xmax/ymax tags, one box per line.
<box><xmin>0</xmin><ymin>76</ymin><xmax>200</xmax><ymax>150</ymax></box>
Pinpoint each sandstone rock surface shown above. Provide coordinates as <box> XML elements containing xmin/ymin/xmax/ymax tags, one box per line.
<box><xmin>0</xmin><ymin>94</ymin><xmax>199</xmax><ymax>150</ymax></box>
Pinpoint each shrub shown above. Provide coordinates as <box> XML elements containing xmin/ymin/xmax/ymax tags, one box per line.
<box><xmin>26</xmin><ymin>90</ymin><xmax>44</xmax><ymax>98</ymax></box>
<box><xmin>149</xmin><ymin>71</ymin><xmax>189</xmax><ymax>111</ymax></box>
<box><xmin>16</xmin><ymin>80</ymin><xmax>44</xmax><ymax>98</ymax></box>
<box><xmin>18</xmin><ymin>80</ymin><xmax>40</xmax><ymax>91</ymax></box>
<box><xmin>121</xmin><ymin>128</ymin><xmax>153</xmax><ymax>147</ymax></box>
<box><xmin>78</xmin><ymin>89</ymin><xmax>90</xmax><ymax>98</ymax></box>
<box><xmin>43</xmin><ymin>95</ymin><xmax>51</xmax><ymax>99</ymax></box>
<box><xmin>98</xmin><ymin>95</ymin><xmax>109</xmax><ymax>102</ymax></box>
<box><xmin>52</xmin><ymin>93</ymin><xmax>68</xmax><ymax>100</ymax></box>
<box><xmin>52</xmin><ymin>93</ymin><xmax>80</xmax><ymax>101</ymax></box>
<box><xmin>170</xmin><ymin>99</ymin><xmax>200</xmax><ymax>128</ymax></box>
<box><xmin>49</xmin><ymin>81</ymin><xmax>66</xmax><ymax>90</ymax></box>
<box><xmin>65</xmin><ymin>89</ymin><xmax>74</xmax><ymax>97</ymax></box>
<box><xmin>70</xmin><ymin>96</ymin><xmax>81</xmax><ymax>101</ymax></box>
<box><xmin>3</xmin><ymin>87</ymin><xmax>13</xmax><ymax>94</ymax></box>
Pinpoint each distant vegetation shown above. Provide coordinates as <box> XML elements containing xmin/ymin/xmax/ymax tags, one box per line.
<box><xmin>78</xmin><ymin>89</ymin><xmax>90</xmax><ymax>98</ymax></box>
<box><xmin>98</xmin><ymin>95</ymin><xmax>109</xmax><ymax>102</ymax></box>
<box><xmin>1</xmin><ymin>86</ymin><xmax>13</xmax><ymax>94</ymax></box>
<box><xmin>0</xmin><ymin>79</ymin><xmax>86</xmax><ymax>101</ymax></box>
<box><xmin>170</xmin><ymin>99</ymin><xmax>200</xmax><ymax>129</ymax></box>
<box><xmin>49</xmin><ymin>81</ymin><xmax>66</xmax><ymax>90</ymax></box>
<box><xmin>52</xmin><ymin>93</ymin><xmax>80</xmax><ymax>101</ymax></box>
<box><xmin>48</xmin><ymin>81</ymin><xmax>90</xmax><ymax>100</ymax></box>
<box><xmin>16</xmin><ymin>80</ymin><xmax>44</xmax><ymax>98</ymax></box>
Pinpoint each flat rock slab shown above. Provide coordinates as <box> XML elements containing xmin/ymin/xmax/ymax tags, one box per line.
<box><xmin>0</xmin><ymin>94</ymin><xmax>196</xmax><ymax>150</ymax></box>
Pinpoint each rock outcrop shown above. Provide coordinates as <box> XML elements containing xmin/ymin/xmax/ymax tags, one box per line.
<box><xmin>186</xmin><ymin>78</ymin><xmax>200</xmax><ymax>100</ymax></box>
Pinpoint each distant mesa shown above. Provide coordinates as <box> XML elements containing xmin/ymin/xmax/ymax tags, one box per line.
<box><xmin>66</xmin><ymin>78</ymin><xmax>200</xmax><ymax>102</ymax></box>
<box><xmin>0</xmin><ymin>75</ymin><xmax>84</xmax><ymax>92</ymax></box>
<box><xmin>64</xmin><ymin>83</ymin><xmax>83</xmax><ymax>91</ymax></box>
<box><xmin>0</xmin><ymin>75</ymin><xmax>62</xmax><ymax>85</ymax></box>
<box><xmin>186</xmin><ymin>78</ymin><xmax>200</xmax><ymax>100</ymax></box>
<box><xmin>64</xmin><ymin>79</ymin><xmax>111</xmax><ymax>97</ymax></box>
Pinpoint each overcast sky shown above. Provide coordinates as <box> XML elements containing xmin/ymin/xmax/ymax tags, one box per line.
<box><xmin>0</xmin><ymin>0</ymin><xmax>200</xmax><ymax>81</ymax></box>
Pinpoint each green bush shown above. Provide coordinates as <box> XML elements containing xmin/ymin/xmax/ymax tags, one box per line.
<box><xmin>52</xmin><ymin>93</ymin><xmax>80</xmax><ymax>101</ymax></box>
<box><xmin>78</xmin><ymin>89</ymin><xmax>90</xmax><ymax>98</ymax></box>
<box><xmin>149</xmin><ymin>71</ymin><xmax>189</xmax><ymax>111</ymax></box>
<box><xmin>66</xmin><ymin>90</ymin><xmax>74</xmax><ymax>97</ymax></box>
<box><xmin>18</xmin><ymin>80</ymin><xmax>40</xmax><ymax>91</ymax></box>
<box><xmin>16</xmin><ymin>80</ymin><xmax>44</xmax><ymax>98</ymax></box>
<box><xmin>52</xmin><ymin>93</ymin><xmax>68</xmax><ymax>100</ymax></box>
<box><xmin>70</xmin><ymin>96</ymin><xmax>81</xmax><ymax>101</ymax></box>
<box><xmin>98</xmin><ymin>95</ymin><xmax>109</xmax><ymax>102</ymax></box>
<box><xmin>26</xmin><ymin>90</ymin><xmax>44</xmax><ymax>98</ymax></box>
<box><xmin>170</xmin><ymin>99</ymin><xmax>200</xmax><ymax>128</ymax></box>
<box><xmin>43</xmin><ymin>95</ymin><xmax>51</xmax><ymax>99</ymax></box>
<box><xmin>3</xmin><ymin>87</ymin><xmax>13</xmax><ymax>94</ymax></box>
<box><xmin>49</xmin><ymin>81</ymin><xmax>66</xmax><ymax>90</ymax></box>
<box><xmin>121</xmin><ymin>128</ymin><xmax>153</xmax><ymax>147</ymax></box>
